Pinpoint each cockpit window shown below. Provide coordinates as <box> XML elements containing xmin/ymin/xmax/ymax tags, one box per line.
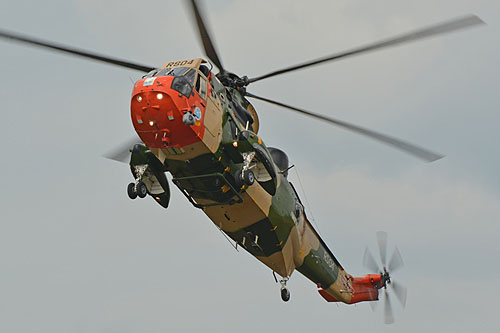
<box><xmin>143</xmin><ymin>66</ymin><xmax>191</xmax><ymax>78</ymax></box>
<box><xmin>143</xmin><ymin>69</ymin><xmax>158</xmax><ymax>78</ymax></box>
<box><xmin>171</xmin><ymin>69</ymin><xmax>196</xmax><ymax>98</ymax></box>
<box><xmin>156</xmin><ymin>67</ymin><xmax>191</xmax><ymax>77</ymax></box>
<box><xmin>183</xmin><ymin>68</ymin><xmax>196</xmax><ymax>85</ymax></box>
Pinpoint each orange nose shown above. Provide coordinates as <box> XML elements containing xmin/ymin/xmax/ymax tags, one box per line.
<box><xmin>131</xmin><ymin>76</ymin><xmax>205</xmax><ymax>149</ymax></box>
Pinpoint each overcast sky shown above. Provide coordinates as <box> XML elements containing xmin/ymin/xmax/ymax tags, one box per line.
<box><xmin>1</xmin><ymin>0</ymin><xmax>499</xmax><ymax>332</ymax></box>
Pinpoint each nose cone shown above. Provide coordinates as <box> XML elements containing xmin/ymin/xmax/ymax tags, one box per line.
<box><xmin>131</xmin><ymin>76</ymin><xmax>204</xmax><ymax>149</ymax></box>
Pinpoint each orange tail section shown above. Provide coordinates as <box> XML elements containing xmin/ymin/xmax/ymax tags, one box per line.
<box><xmin>318</xmin><ymin>274</ymin><xmax>381</xmax><ymax>304</ymax></box>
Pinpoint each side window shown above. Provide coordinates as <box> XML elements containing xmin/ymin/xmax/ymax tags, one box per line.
<box><xmin>200</xmin><ymin>77</ymin><xmax>207</xmax><ymax>100</ymax></box>
<box><xmin>195</xmin><ymin>70</ymin><xmax>208</xmax><ymax>100</ymax></box>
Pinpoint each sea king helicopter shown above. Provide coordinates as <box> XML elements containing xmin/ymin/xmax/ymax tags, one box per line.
<box><xmin>0</xmin><ymin>0</ymin><xmax>484</xmax><ymax>324</ymax></box>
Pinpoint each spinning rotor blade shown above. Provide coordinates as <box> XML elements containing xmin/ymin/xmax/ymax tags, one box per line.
<box><xmin>245</xmin><ymin>92</ymin><xmax>443</xmax><ymax>162</ymax></box>
<box><xmin>0</xmin><ymin>29</ymin><xmax>155</xmax><ymax>72</ymax></box>
<box><xmin>388</xmin><ymin>246</ymin><xmax>404</xmax><ymax>273</ymax></box>
<box><xmin>363</xmin><ymin>247</ymin><xmax>380</xmax><ymax>273</ymax></box>
<box><xmin>377</xmin><ymin>231</ymin><xmax>388</xmax><ymax>267</ymax></box>
<box><xmin>369</xmin><ymin>300</ymin><xmax>378</xmax><ymax>312</ymax></box>
<box><xmin>365</xmin><ymin>231</ymin><xmax>406</xmax><ymax>324</ymax></box>
<box><xmin>384</xmin><ymin>292</ymin><xmax>395</xmax><ymax>325</ymax></box>
<box><xmin>103</xmin><ymin>137</ymin><xmax>143</xmax><ymax>163</ymax></box>
<box><xmin>189</xmin><ymin>0</ymin><xmax>225</xmax><ymax>72</ymax></box>
<box><xmin>248</xmin><ymin>15</ymin><xmax>484</xmax><ymax>84</ymax></box>
<box><xmin>391</xmin><ymin>280</ymin><xmax>408</xmax><ymax>308</ymax></box>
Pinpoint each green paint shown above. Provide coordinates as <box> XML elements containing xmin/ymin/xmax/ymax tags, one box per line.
<box><xmin>268</xmin><ymin>176</ymin><xmax>296</xmax><ymax>246</ymax></box>
<box><xmin>297</xmin><ymin>245</ymin><xmax>339</xmax><ymax>288</ymax></box>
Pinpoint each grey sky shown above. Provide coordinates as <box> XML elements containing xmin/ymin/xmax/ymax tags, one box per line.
<box><xmin>1</xmin><ymin>0</ymin><xmax>499</xmax><ymax>332</ymax></box>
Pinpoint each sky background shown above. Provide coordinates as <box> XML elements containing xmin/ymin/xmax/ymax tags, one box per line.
<box><xmin>1</xmin><ymin>0</ymin><xmax>499</xmax><ymax>332</ymax></box>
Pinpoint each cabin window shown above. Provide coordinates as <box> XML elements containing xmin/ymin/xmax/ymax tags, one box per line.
<box><xmin>200</xmin><ymin>64</ymin><xmax>210</xmax><ymax>77</ymax></box>
<box><xmin>200</xmin><ymin>76</ymin><xmax>207</xmax><ymax>99</ymax></box>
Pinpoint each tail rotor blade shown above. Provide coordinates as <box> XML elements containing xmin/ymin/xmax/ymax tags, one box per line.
<box><xmin>388</xmin><ymin>246</ymin><xmax>404</xmax><ymax>273</ymax></box>
<box><xmin>369</xmin><ymin>300</ymin><xmax>378</xmax><ymax>312</ymax></box>
<box><xmin>384</xmin><ymin>291</ymin><xmax>395</xmax><ymax>325</ymax></box>
<box><xmin>363</xmin><ymin>247</ymin><xmax>380</xmax><ymax>273</ymax></box>
<box><xmin>391</xmin><ymin>280</ymin><xmax>407</xmax><ymax>308</ymax></box>
<box><xmin>376</xmin><ymin>231</ymin><xmax>388</xmax><ymax>267</ymax></box>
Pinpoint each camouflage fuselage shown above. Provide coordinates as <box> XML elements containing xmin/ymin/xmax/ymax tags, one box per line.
<box><xmin>131</xmin><ymin>59</ymin><xmax>362</xmax><ymax>304</ymax></box>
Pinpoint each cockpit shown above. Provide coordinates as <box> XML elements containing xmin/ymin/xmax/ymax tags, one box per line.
<box><xmin>138</xmin><ymin>58</ymin><xmax>258</xmax><ymax>132</ymax></box>
<box><xmin>142</xmin><ymin>63</ymin><xmax>212</xmax><ymax>101</ymax></box>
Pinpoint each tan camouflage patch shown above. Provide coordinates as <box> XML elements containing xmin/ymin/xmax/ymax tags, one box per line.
<box><xmin>160</xmin><ymin>58</ymin><xmax>205</xmax><ymax>70</ymax></box>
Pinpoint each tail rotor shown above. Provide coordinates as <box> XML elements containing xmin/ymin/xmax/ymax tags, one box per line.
<box><xmin>363</xmin><ymin>231</ymin><xmax>407</xmax><ymax>324</ymax></box>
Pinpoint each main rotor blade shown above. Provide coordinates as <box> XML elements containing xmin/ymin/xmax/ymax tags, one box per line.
<box><xmin>245</xmin><ymin>92</ymin><xmax>444</xmax><ymax>162</ymax></box>
<box><xmin>388</xmin><ymin>246</ymin><xmax>404</xmax><ymax>273</ymax></box>
<box><xmin>248</xmin><ymin>15</ymin><xmax>484</xmax><ymax>84</ymax></box>
<box><xmin>391</xmin><ymin>280</ymin><xmax>407</xmax><ymax>308</ymax></box>
<box><xmin>377</xmin><ymin>231</ymin><xmax>388</xmax><ymax>267</ymax></box>
<box><xmin>189</xmin><ymin>0</ymin><xmax>225</xmax><ymax>72</ymax></box>
<box><xmin>363</xmin><ymin>247</ymin><xmax>380</xmax><ymax>273</ymax></box>
<box><xmin>0</xmin><ymin>29</ymin><xmax>155</xmax><ymax>72</ymax></box>
<box><xmin>384</xmin><ymin>291</ymin><xmax>395</xmax><ymax>324</ymax></box>
<box><xmin>103</xmin><ymin>137</ymin><xmax>143</xmax><ymax>164</ymax></box>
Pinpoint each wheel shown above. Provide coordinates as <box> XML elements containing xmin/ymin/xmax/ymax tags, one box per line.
<box><xmin>235</xmin><ymin>169</ymin><xmax>254</xmax><ymax>190</ymax></box>
<box><xmin>136</xmin><ymin>181</ymin><xmax>148</xmax><ymax>198</ymax></box>
<box><xmin>127</xmin><ymin>183</ymin><xmax>137</xmax><ymax>199</ymax></box>
<box><xmin>281</xmin><ymin>288</ymin><xmax>290</xmax><ymax>302</ymax></box>
<box><xmin>234</xmin><ymin>172</ymin><xmax>245</xmax><ymax>190</ymax></box>
<box><xmin>243</xmin><ymin>169</ymin><xmax>255</xmax><ymax>186</ymax></box>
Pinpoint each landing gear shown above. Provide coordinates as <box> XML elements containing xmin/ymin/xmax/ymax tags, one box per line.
<box><xmin>235</xmin><ymin>169</ymin><xmax>255</xmax><ymax>189</ymax></box>
<box><xmin>238</xmin><ymin>169</ymin><xmax>255</xmax><ymax>186</ymax></box>
<box><xmin>136</xmin><ymin>181</ymin><xmax>147</xmax><ymax>198</ymax></box>
<box><xmin>127</xmin><ymin>181</ymin><xmax>148</xmax><ymax>199</ymax></box>
<box><xmin>279</xmin><ymin>276</ymin><xmax>290</xmax><ymax>302</ymax></box>
<box><xmin>235</xmin><ymin>151</ymin><xmax>256</xmax><ymax>190</ymax></box>
<box><xmin>127</xmin><ymin>183</ymin><xmax>137</xmax><ymax>199</ymax></box>
<box><xmin>243</xmin><ymin>169</ymin><xmax>255</xmax><ymax>185</ymax></box>
<box><xmin>281</xmin><ymin>287</ymin><xmax>290</xmax><ymax>302</ymax></box>
<box><xmin>127</xmin><ymin>165</ymin><xmax>149</xmax><ymax>200</ymax></box>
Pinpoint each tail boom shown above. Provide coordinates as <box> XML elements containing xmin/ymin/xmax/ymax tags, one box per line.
<box><xmin>318</xmin><ymin>274</ymin><xmax>382</xmax><ymax>304</ymax></box>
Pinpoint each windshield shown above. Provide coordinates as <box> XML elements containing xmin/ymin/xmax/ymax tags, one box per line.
<box><xmin>171</xmin><ymin>69</ymin><xmax>196</xmax><ymax>98</ymax></box>
<box><xmin>157</xmin><ymin>67</ymin><xmax>191</xmax><ymax>77</ymax></box>
<box><xmin>143</xmin><ymin>66</ymin><xmax>191</xmax><ymax>78</ymax></box>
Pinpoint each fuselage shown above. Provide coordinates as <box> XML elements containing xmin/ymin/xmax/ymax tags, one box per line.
<box><xmin>130</xmin><ymin>58</ymin><xmax>379</xmax><ymax>304</ymax></box>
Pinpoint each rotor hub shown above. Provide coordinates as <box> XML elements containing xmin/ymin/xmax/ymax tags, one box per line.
<box><xmin>216</xmin><ymin>71</ymin><xmax>249</xmax><ymax>89</ymax></box>
<box><xmin>381</xmin><ymin>268</ymin><xmax>391</xmax><ymax>289</ymax></box>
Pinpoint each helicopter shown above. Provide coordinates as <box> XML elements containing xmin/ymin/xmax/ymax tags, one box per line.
<box><xmin>0</xmin><ymin>0</ymin><xmax>485</xmax><ymax>325</ymax></box>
